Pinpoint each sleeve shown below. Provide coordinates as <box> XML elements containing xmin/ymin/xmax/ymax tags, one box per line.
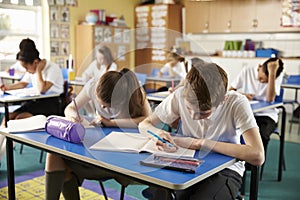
<box><xmin>160</xmin><ymin>63</ymin><xmax>170</xmax><ymax>74</ymax></box>
<box><xmin>20</xmin><ymin>72</ymin><xmax>31</xmax><ymax>83</ymax></box>
<box><xmin>275</xmin><ymin>73</ymin><xmax>284</xmax><ymax>95</ymax></box>
<box><xmin>232</xmin><ymin>95</ymin><xmax>258</xmax><ymax>133</ymax></box>
<box><xmin>83</xmin><ymin>78</ymin><xmax>97</xmax><ymax>99</ymax></box>
<box><xmin>154</xmin><ymin>91</ymin><xmax>180</xmax><ymax>125</ymax></box>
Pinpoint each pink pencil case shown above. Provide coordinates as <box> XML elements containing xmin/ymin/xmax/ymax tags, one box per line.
<box><xmin>45</xmin><ymin>116</ymin><xmax>85</xmax><ymax>143</ymax></box>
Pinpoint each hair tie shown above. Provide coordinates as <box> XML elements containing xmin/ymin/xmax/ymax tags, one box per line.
<box><xmin>120</xmin><ymin>70</ymin><xmax>125</xmax><ymax>76</ymax></box>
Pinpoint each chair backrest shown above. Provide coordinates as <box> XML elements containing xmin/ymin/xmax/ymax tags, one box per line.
<box><xmin>274</xmin><ymin>88</ymin><xmax>284</xmax><ymax>102</ymax></box>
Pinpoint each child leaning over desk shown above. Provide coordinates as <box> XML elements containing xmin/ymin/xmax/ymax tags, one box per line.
<box><xmin>229</xmin><ymin>57</ymin><xmax>284</xmax><ymax>155</ymax></box>
<box><xmin>44</xmin><ymin>68</ymin><xmax>151</xmax><ymax>200</ymax></box>
<box><xmin>0</xmin><ymin>38</ymin><xmax>64</xmax><ymax>123</ymax></box>
<box><xmin>0</xmin><ymin>38</ymin><xmax>64</xmax><ymax>162</ymax></box>
<box><xmin>138</xmin><ymin>58</ymin><xmax>264</xmax><ymax>200</ymax></box>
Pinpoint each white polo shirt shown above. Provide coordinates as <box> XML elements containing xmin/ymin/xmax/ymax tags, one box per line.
<box><xmin>154</xmin><ymin>88</ymin><xmax>259</xmax><ymax>176</ymax></box>
<box><xmin>230</xmin><ymin>66</ymin><xmax>283</xmax><ymax>122</ymax></box>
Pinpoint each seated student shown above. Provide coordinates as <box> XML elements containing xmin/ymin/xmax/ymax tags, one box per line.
<box><xmin>0</xmin><ymin>38</ymin><xmax>64</xmax><ymax>162</ymax></box>
<box><xmin>81</xmin><ymin>45</ymin><xmax>117</xmax><ymax>82</ymax></box>
<box><xmin>44</xmin><ymin>68</ymin><xmax>151</xmax><ymax>200</ymax></box>
<box><xmin>157</xmin><ymin>52</ymin><xmax>188</xmax><ymax>93</ymax></box>
<box><xmin>229</xmin><ymin>57</ymin><xmax>284</xmax><ymax>154</ymax></box>
<box><xmin>138</xmin><ymin>58</ymin><xmax>264</xmax><ymax>199</ymax></box>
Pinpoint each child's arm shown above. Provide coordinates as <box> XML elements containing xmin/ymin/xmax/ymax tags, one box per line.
<box><xmin>266</xmin><ymin>60</ymin><xmax>279</xmax><ymax>102</ymax></box>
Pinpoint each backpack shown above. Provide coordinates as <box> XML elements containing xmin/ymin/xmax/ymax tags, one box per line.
<box><xmin>293</xmin><ymin>106</ymin><xmax>300</xmax><ymax>119</ymax></box>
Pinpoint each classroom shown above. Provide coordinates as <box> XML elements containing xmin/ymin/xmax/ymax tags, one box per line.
<box><xmin>0</xmin><ymin>0</ymin><xmax>300</xmax><ymax>200</ymax></box>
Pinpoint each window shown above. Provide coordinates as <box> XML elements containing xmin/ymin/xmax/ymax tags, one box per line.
<box><xmin>0</xmin><ymin>0</ymin><xmax>46</xmax><ymax>69</ymax></box>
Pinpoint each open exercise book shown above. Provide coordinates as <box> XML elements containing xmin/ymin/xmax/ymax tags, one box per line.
<box><xmin>90</xmin><ymin>131</ymin><xmax>195</xmax><ymax>158</ymax></box>
<box><xmin>5</xmin><ymin>87</ymin><xmax>40</xmax><ymax>97</ymax></box>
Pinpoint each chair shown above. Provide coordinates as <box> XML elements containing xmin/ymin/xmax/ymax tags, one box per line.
<box><xmin>259</xmin><ymin>88</ymin><xmax>286</xmax><ymax>181</ymax></box>
<box><xmin>135</xmin><ymin>72</ymin><xmax>147</xmax><ymax>87</ymax></box>
<box><xmin>282</xmin><ymin>75</ymin><xmax>300</xmax><ymax>134</ymax></box>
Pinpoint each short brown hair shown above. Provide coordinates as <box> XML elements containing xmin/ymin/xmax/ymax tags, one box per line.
<box><xmin>182</xmin><ymin>58</ymin><xmax>228</xmax><ymax>111</ymax></box>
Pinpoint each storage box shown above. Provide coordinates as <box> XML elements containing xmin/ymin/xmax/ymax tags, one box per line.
<box><xmin>256</xmin><ymin>48</ymin><xmax>279</xmax><ymax>58</ymax></box>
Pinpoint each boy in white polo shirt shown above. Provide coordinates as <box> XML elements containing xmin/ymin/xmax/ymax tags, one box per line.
<box><xmin>229</xmin><ymin>57</ymin><xmax>284</xmax><ymax>154</ymax></box>
<box><xmin>139</xmin><ymin>58</ymin><xmax>264</xmax><ymax>199</ymax></box>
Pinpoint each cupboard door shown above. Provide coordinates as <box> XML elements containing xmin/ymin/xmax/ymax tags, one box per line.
<box><xmin>209</xmin><ymin>0</ymin><xmax>232</xmax><ymax>33</ymax></box>
<box><xmin>75</xmin><ymin>25</ymin><xmax>94</xmax><ymax>74</ymax></box>
<box><xmin>231</xmin><ymin>0</ymin><xmax>257</xmax><ymax>32</ymax></box>
<box><xmin>185</xmin><ymin>1</ymin><xmax>210</xmax><ymax>33</ymax></box>
<box><xmin>255</xmin><ymin>0</ymin><xmax>281</xmax><ymax>32</ymax></box>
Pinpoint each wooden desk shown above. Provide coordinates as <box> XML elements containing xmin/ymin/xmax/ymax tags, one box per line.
<box><xmin>0</xmin><ymin>127</ymin><xmax>236</xmax><ymax>200</ymax></box>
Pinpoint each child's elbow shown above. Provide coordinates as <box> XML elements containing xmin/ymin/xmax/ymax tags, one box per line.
<box><xmin>251</xmin><ymin>150</ymin><xmax>265</xmax><ymax>166</ymax></box>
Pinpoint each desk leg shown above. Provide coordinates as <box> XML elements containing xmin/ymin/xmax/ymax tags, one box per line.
<box><xmin>4</xmin><ymin>102</ymin><xmax>9</xmax><ymax>127</ymax></box>
<box><xmin>279</xmin><ymin>106</ymin><xmax>286</xmax><ymax>181</ymax></box>
<box><xmin>249</xmin><ymin>165</ymin><xmax>259</xmax><ymax>200</ymax></box>
<box><xmin>6</xmin><ymin>138</ymin><xmax>16</xmax><ymax>200</ymax></box>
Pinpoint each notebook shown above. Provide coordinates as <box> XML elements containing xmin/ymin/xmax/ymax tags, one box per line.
<box><xmin>89</xmin><ymin>131</ymin><xmax>195</xmax><ymax>158</ymax></box>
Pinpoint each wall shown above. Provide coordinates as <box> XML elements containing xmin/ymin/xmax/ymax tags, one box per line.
<box><xmin>69</xmin><ymin>0</ymin><xmax>140</xmax><ymax>68</ymax></box>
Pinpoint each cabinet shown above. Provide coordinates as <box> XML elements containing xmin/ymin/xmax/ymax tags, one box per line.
<box><xmin>75</xmin><ymin>24</ymin><xmax>131</xmax><ymax>75</ymax></box>
<box><xmin>185</xmin><ymin>0</ymin><xmax>300</xmax><ymax>33</ymax></box>
<box><xmin>134</xmin><ymin>4</ymin><xmax>182</xmax><ymax>74</ymax></box>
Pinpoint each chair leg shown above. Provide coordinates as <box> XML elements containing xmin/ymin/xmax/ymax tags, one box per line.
<box><xmin>98</xmin><ymin>181</ymin><xmax>108</xmax><ymax>200</ymax></box>
<box><xmin>259</xmin><ymin>163</ymin><xmax>265</xmax><ymax>181</ymax></box>
<box><xmin>19</xmin><ymin>144</ymin><xmax>23</xmax><ymax>154</ymax></box>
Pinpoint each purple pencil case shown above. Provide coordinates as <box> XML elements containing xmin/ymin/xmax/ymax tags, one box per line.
<box><xmin>45</xmin><ymin>116</ymin><xmax>85</xmax><ymax>143</ymax></box>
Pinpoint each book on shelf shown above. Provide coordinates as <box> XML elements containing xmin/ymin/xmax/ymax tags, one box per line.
<box><xmin>89</xmin><ymin>131</ymin><xmax>195</xmax><ymax>158</ymax></box>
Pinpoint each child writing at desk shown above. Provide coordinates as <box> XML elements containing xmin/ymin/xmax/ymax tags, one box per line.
<box><xmin>229</xmin><ymin>57</ymin><xmax>284</xmax><ymax>158</ymax></box>
<box><xmin>157</xmin><ymin>52</ymin><xmax>189</xmax><ymax>93</ymax></box>
<box><xmin>138</xmin><ymin>58</ymin><xmax>264</xmax><ymax>199</ymax></box>
<box><xmin>44</xmin><ymin>68</ymin><xmax>151</xmax><ymax>200</ymax></box>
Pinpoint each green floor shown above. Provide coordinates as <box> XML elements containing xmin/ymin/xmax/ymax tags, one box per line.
<box><xmin>1</xmin><ymin>139</ymin><xmax>300</xmax><ymax>200</ymax></box>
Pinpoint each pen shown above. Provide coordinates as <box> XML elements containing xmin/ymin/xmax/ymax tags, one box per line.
<box><xmin>72</xmin><ymin>97</ymin><xmax>81</xmax><ymax>121</ymax></box>
<box><xmin>147</xmin><ymin>130</ymin><xmax>174</xmax><ymax>147</ymax></box>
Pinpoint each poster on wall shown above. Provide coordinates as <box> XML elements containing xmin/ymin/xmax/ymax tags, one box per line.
<box><xmin>60</xmin><ymin>24</ymin><xmax>70</xmax><ymax>39</ymax></box>
<box><xmin>61</xmin><ymin>7</ymin><xmax>69</xmax><ymax>22</ymax></box>
<box><xmin>60</xmin><ymin>41</ymin><xmax>70</xmax><ymax>56</ymax></box>
<box><xmin>51</xmin><ymin>41</ymin><xmax>59</xmax><ymax>56</ymax></box>
<box><xmin>66</xmin><ymin>0</ymin><xmax>77</xmax><ymax>7</ymax></box>
<box><xmin>50</xmin><ymin>23</ymin><xmax>59</xmax><ymax>38</ymax></box>
<box><xmin>50</xmin><ymin>6</ymin><xmax>58</xmax><ymax>21</ymax></box>
<box><xmin>282</xmin><ymin>0</ymin><xmax>300</xmax><ymax>27</ymax></box>
<box><xmin>55</xmin><ymin>0</ymin><xmax>65</xmax><ymax>6</ymax></box>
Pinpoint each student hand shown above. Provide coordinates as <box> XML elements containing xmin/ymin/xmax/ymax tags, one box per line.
<box><xmin>90</xmin><ymin>115</ymin><xmax>104</xmax><ymax>127</ymax></box>
<box><xmin>267</xmin><ymin>59</ymin><xmax>280</xmax><ymax>74</ymax></box>
<box><xmin>168</xmin><ymin>87</ymin><xmax>174</xmax><ymax>93</ymax></box>
<box><xmin>173</xmin><ymin>137</ymin><xmax>199</xmax><ymax>150</ymax></box>
<box><xmin>155</xmin><ymin>131</ymin><xmax>178</xmax><ymax>153</ymax></box>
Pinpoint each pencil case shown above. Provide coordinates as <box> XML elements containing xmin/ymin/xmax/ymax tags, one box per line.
<box><xmin>45</xmin><ymin>116</ymin><xmax>85</xmax><ymax>143</ymax></box>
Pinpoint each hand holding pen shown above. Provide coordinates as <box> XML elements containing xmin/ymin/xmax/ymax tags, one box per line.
<box><xmin>147</xmin><ymin>130</ymin><xmax>177</xmax><ymax>152</ymax></box>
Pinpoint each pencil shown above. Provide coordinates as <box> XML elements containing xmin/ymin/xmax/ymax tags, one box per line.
<box><xmin>72</xmin><ymin>97</ymin><xmax>81</xmax><ymax>121</ymax></box>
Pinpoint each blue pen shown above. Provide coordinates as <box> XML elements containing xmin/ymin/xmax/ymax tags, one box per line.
<box><xmin>147</xmin><ymin>130</ymin><xmax>174</xmax><ymax>147</ymax></box>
